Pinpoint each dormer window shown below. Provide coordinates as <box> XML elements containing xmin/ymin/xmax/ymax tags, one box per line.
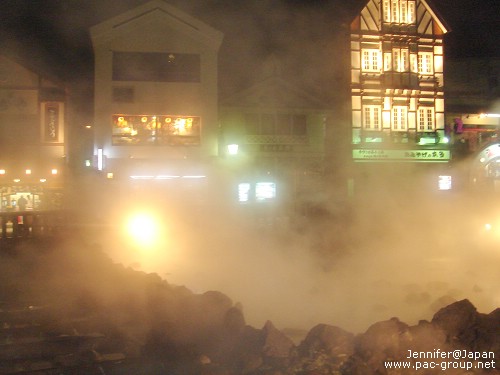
<box><xmin>383</xmin><ymin>0</ymin><xmax>416</xmax><ymax>24</ymax></box>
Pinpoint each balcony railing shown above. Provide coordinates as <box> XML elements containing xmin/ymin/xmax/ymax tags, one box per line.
<box><xmin>0</xmin><ymin>210</ymin><xmax>67</xmax><ymax>241</ymax></box>
<box><xmin>245</xmin><ymin>135</ymin><xmax>308</xmax><ymax>144</ymax></box>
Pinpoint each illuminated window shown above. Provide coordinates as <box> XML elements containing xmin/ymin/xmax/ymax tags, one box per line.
<box><xmin>383</xmin><ymin>0</ymin><xmax>416</xmax><ymax>24</ymax></box>
<box><xmin>418</xmin><ymin>107</ymin><xmax>435</xmax><ymax>131</ymax></box>
<box><xmin>383</xmin><ymin>0</ymin><xmax>391</xmax><ymax>22</ymax></box>
<box><xmin>410</xmin><ymin>54</ymin><xmax>418</xmax><ymax>72</ymax></box>
<box><xmin>112</xmin><ymin>115</ymin><xmax>201</xmax><ymax>146</ymax></box>
<box><xmin>391</xmin><ymin>0</ymin><xmax>399</xmax><ymax>22</ymax></box>
<box><xmin>362</xmin><ymin>49</ymin><xmax>381</xmax><ymax>72</ymax></box>
<box><xmin>392</xmin><ymin>48</ymin><xmax>409</xmax><ymax>72</ymax></box>
<box><xmin>407</xmin><ymin>1</ymin><xmax>415</xmax><ymax>23</ymax></box>
<box><xmin>238</xmin><ymin>183</ymin><xmax>251</xmax><ymax>203</ymax></box>
<box><xmin>384</xmin><ymin>53</ymin><xmax>392</xmax><ymax>71</ymax></box>
<box><xmin>392</xmin><ymin>106</ymin><xmax>407</xmax><ymax>131</ymax></box>
<box><xmin>363</xmin><ymin>105</ymin><xmax>381</xmax><ymax>130</ymax></box>
<box><xmin>418</xmin><ymin>52</ymin><xmax>434</xmax><ymax>74</ymax></box>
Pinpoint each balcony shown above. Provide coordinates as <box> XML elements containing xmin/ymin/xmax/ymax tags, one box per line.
<box><xmin>245</xmin><ymin>135</ymin><xmax>308</xmax><ymax>145</ymax></box>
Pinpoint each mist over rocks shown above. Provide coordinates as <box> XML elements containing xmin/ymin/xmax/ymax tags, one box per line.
<box><xmin>0</xmin><ymin>237</ymin><xmax>498</xmax><ymax>374</ymax></box>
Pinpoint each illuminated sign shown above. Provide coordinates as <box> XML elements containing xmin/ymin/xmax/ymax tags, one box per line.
<box><xmin>353</xmin><ymin>149</ymin><xmax>450</xmax><ymax>162</ymax></box>
<box><xmin>477</xmin><ymin>143</ymin><xmax>500</xmax><ymax>165</ymax></box>
<box><xmin>256</xmin><ymin>182</ymin><xmax>276</xmax><ymax>201</ymax></box>
<box><xmin>438</xmin><ymin>175</ymin><xmax>452</xmax><ymax>190</ymax></box>
<box><xmin>41</xmin><ymin>102</ymin><xmax>64</xmax><ymax>143</ymax></box>
<box><xmin>237</xmin><ymin>182</ymin><xmax>277</xmax><ymax>203</ymax></box>
<box><xmin>112</xmin><ymin>114</ymin><xmax>200</xmax><ymax>146</ymax></box>
<box><xmin>238</xmin><ymin>183</ymin><xmax>251</xmax><ymax>202</ymax></box>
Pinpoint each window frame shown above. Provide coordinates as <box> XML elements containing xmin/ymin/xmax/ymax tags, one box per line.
<box><xmin>383</xmin><ymin>0</ymin><xmax>416</xmax><ymax>24</ymax></box>
<box><xmin>418</xmin><ymin>52</ymin><xmax>434</xmax><ymax>75</ymax></box>
<box><xmin>391</xmin><ymin>106</ymin><xmax>408</xmax><ymax>131</ymax></box>
<box><xmin>111</xmin><ymin>114</ymin><xmax>201</xmax><ymax>146</ymax></box>
<box><xmin>363</xmin><ymin>105</ymin><xmax>382</xmax><ymax>131</ymax></box>
<box><xmin>417</xmin><ymin>107</ymin><xmax>435</xmax><ymax>132</ymax></box>
<box><xmin>362</xmin><ymin>49</ymin><xmax>381</xmax><ymax>72</ymax></box>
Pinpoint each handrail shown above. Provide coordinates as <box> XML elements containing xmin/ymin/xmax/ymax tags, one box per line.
<box><xmin>0</xmin><ymin>210</ymin><xmax>67</xmax><ymax>240</ymax></box>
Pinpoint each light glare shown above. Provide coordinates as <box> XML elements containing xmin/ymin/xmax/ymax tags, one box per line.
<box><xmin>126</xmin><ymin>213</ymin><xmax>159</xmax><ymax>247</ymax></box>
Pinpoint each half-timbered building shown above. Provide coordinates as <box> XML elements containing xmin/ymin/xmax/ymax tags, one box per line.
<box><xmin>350</xmin><ymin>0</ymin><xmax>449</xmax><ymax>166</ymax></box>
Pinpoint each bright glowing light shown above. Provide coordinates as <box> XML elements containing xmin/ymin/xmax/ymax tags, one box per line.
<box><xmin>485</xmin><ymin>223</ymin><xmax>492</xmax><ymax>231</ymax></box>
<box><xmin>126</xmin><ymin>213</ymin><xmax>160</xmax><ymax>247</ymax></box>
<box><xmin>256</xmin><ymin>182</ymin><xmax>276</xmax><ymax>201</ymax></box>
<box><xmin>238</xmin><ymin>183</ymin><xmax>251</xmax><ymax>202</ymax></box>
<box><xmin>0</xmin><ymin>169</ymin><xmax>5</xmax><ymax>175</ymax></box>
<box><xmin>51</xmin><ymin>169</ymin><xmax>58</xmax><ymax>175</ymax></box>
<box><xmin>25</xmin><ymin>169</ymin><xmax>32</xmax><ymax>175</ymax></box>
<box><xmin>97</xmin><ymin>148</ymin><xmax>103</xmax><ymax>171</ymax></box>
<box><xmin>227</xmin><ymin>144</ymin><xmax>239</xmax><ymax>155</ymax></box>
<box><xmin>438</xmin><ymin>175</ymin><xmax>452</xmax><ymax>190</ymax></box>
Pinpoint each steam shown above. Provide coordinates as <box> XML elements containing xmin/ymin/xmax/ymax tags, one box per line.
<box><xmin>91</xmin><ymin>161</ymin><xmax>500</xmax><ymax>334</ymax></box>
<box><xmin>1</xmin><ymin>0</ymin><xmax>497</xmax><ymax>336</ymax></box>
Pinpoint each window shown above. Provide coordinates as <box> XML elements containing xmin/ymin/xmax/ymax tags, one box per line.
<box><xmin>392</xmin><ymin>48</ymin><xmax>409</xmax><ymax>72</ymax></box>
<box><xmin>384</xmin><ymin>53</ymin><xmax>392</xmax><ymax>71</ymax></box>
<box><xmin>410</xmin><ymin>54</ymin><xmax>418</xmax><ymax>73</ymax></box>
<box><xmin>362</xmin><ymin>49</ymin><xmax>381</xmax><ymax>72</ymax></box>
<box><xmin>407</xmin><ymin>1</ymin><xmax>415</xmax><ymax>23</ymax></box>
<box><xmin>363</xmin><ymin>106</ymin><xmax>381</xmax><ymax>130</ymax></box>
<box><xmin>383</xmin><ymin>0</ymin><xmax>416</xmax><ymax>24</ymax></box>
<box><xmin>418</xmin><ymin>107</ymin><xmax>435</xmax><ymax>131</ymax></box>
<box><xmin>112</xmin><ymin>115</ymin><xmax>200</xmax><ymax>145</ymax></box>
<box><xmin>392</xmin><ymin>106</ymin><xmax>407</xmax><ymax>131</ymax></box>
<box><xmin>391</xmin><ymin>0</ymin><xmax>399</xmax><ymax>23</ymax></box>
<box><xmin>244</xmin><ymin>113</ymin><xmax>307</xmax><ymax>136</ymax></box>
<box><xmin>418</xmin><ymin>52</ymin><xmax>434</xmax><ymax>74</ymax></box>
<box><xmin>383</xmin><ymin>0</ymin><xmax>391</xmax><ymax>22</ymax></box>
<box><xmin>112</xmin><ymin>52</ymin><xmax>201</xmax><ymax>82</ymax></box>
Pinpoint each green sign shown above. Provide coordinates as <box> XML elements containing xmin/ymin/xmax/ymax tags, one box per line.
<box><xmin>353</xmin><ymin>149</ymin><xmax>450</xmax><ymax>162</ymax></box>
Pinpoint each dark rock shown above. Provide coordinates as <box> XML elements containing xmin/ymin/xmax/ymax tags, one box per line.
<box><xmin>299</xmin><ymin>324</ymin><xmax>354</xmax><ymax>358</ymax></box>
<box><xmin>262</xmin><ymin>320</ymin><xmax>295</xmax><ymax>359</ymax></box>
<box><xmin>353</xmin><ymin>317</ymin><xmax>411</xmax><ymax>374</ymax></box>
<box><xmin>474</xmin><ymin>308</ymin><xmax>500</xmax><ymax>359</ymax></box>
<box><xmin>431</xmin><ymin>299</ymin><xmax>478</xmax><ymax>346</ymax></box>
<box><xmin>292</xmin><ymin>324</ymin><xmax>354</xmax><ymax>373</ymax></box>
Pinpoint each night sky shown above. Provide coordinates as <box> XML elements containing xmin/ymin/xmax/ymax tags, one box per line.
<box><xmin>0</xmin><ymin>0</ymin><xmax>498</xmax><ymax>98</ymax></box>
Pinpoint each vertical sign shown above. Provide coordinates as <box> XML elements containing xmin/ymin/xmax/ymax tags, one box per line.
<box><xmin>41</xmin><ymin>102</ymin><xmax>64</xmax><ymax>144</ymax></box>
<box><xmin>44</xmin><ymin>103</ymin><xmax>59</xmax><ymax>142</ymax></box>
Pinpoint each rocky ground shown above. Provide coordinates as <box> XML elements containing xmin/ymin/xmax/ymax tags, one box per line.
<box><xmin>0</xmin><ymin>235</ymin><xmax>498</xmax><ymax>374</ymax></box>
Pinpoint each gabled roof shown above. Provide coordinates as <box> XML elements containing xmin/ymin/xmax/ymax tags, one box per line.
<box><xmin>421</xmin><ymin>0</ymin><xmax>450</xmax><ymax>33</ymax></box>
<box><xmin>351</xmin><ymin>0</ymin><xmax>450</xmax><ymax>34</ymax></box>
<box><xmin>220</xmin><ymin>75</ymin><xmax>331</xmax><ymax>111</ymax></box>
<box><xmin>0</xmin><ymin>53</ymin><xmax>66</xmax><ymax>90</ymax></box>
<box><xmin>90</xmin><ymin>0</ymin><xmax>223</xmax><ymax>50</ymax></box>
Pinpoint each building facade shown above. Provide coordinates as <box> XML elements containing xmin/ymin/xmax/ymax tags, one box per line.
<box><xmin>219</xmin><ymin>75</ymin><xmax>332</xmax><ymax>212</ymax></box>
<box><xmin>0</xmin><ymin>55</ymin><xmax>66</xmax><ymax>212</ymax></box>
<box><xmin>349</xmin><ymin>0</ymin><xmax>451</xmax><ymax>194</ymax></box>
<box><xmin>445</xmin><ymin>58</ymin><xmax>500</xmax><ymax>184</ymax></box>
<box><xmin>90</xmin><ymin>0</ymin><xmax>223</xmax><ymax>209</ymax></box>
